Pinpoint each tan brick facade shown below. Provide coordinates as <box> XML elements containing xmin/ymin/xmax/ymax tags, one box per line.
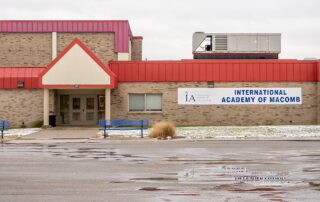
<box><xmin>111</xmin><ymin>82</ymin><xmax>319</xmax><ymax>126</ymax></box>
<box><xmin>131</xmin><ymin>38</ymin><xmax>142</xmax><ymax>60</ymax></box>
<box><xmin>1</xmin><ymin>82</ymin><xmax>319</xmax><ymax>127</ymax></box>
<box><xmin>0</xmin><ymin>33</ymin><xmax>52</xmax><ymax>66</ymax></box>
<box><xmin>0</xmin><ymin>32</ymin><xmax>126</xmax><ymax>66</ymax></box>
<box><xmin>57</xmin><ymin>33</ymin><xmax>117</xmax><ymax>64</ymax></box>
<box><xmin>0</xmin><ymin>89</ymin><xmax>44</xmax><ymax>127</ymax></box>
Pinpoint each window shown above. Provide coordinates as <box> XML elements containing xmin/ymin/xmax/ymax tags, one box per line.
<box><xmin>129</xmin><ymin>94</ymin><xmax>145</xmax><ymax>111</ymax></box>
<box><xmin>98</xmin><ymin>95</ymin><xmax>105</xmax><ymax>111</ymax></box>
<box><xmin>129</xmin><ymin>94</ymin><xmax>162</xmax><ymax>112</ymax></box>
<box><xmin>146</xmin><ymin>94</ymin><xmax>162</xmax><ymax>111</ymax></box>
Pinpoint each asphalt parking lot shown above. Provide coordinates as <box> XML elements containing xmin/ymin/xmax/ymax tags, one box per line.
<box><xmin>1</xmin><ymin>140</ymin><xmax>320</xmax><ymax>202</ymax></box>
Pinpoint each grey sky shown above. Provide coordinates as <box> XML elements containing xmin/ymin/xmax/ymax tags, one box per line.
<box><xmin>1</xmin><ymin>0</ymin><xmax>319</xmax><ymax>60</ymax></box>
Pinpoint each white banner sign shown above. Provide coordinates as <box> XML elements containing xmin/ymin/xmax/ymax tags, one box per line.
<box><xmin>178</xmin><ymin>88</ymin><xmax>302</xmax><ymax>105</ymax></box>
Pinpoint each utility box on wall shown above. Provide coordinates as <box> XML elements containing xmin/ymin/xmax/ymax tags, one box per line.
<box><xmin>193</xmin><ymin>32</ymin><xmax>281</xmax><ymax>59</ymax></box>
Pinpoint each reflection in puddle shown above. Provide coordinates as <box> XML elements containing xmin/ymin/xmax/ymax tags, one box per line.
<box><xmin>139</xmin><ymin>187</ymin><xmax>162</xmax><ymax>191</ymax></box>
<box><xmin>139</xmin><ymin>187</ymin><xmax>178</xmax><ymax>192</ymax></box>
<box><xmin>303</xmin><ymin>167</ymin><xmax>320</xmax><ymax>172</ymax></box>
<box><xmin>309</xmin><ymin>182</ymin><xmax>320</xmax><ymax>187</ymax></box>
<box><xmin>178</xmin><ymin>165</ymin><xmax>289</xmax><ymax>185</ymax></box>
<box><xmin>109</xmin><ymin>181</ymin><xmax>131</xmax><ymax>184</ymax></box>
<box><xmin>231</xmin><ymin>187</ymin><xmax>280</xmax><ymax>192</ymax></box>
<box><xmin>168</xmin><ymin>193</ymin><xmax>200</xmax><ymax>196</ymax></box>
<box><xmin>165</xmin><ymin>156</ymin><xmax>279</xmax><ymax>165</ymax></box>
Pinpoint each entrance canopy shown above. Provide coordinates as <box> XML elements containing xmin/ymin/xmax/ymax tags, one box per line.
<box><xmin>40</xmin><ymin>38</ymin><xmax>117</xmax><ymax>89</ymax></box>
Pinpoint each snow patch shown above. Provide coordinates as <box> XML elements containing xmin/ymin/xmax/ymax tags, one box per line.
<box><xmin>98</xmin><ymin>125</ymin><xmax>320</xmax><ymax>139</ymax></box>
<box><xmin>3</xmin><ymin>128</ymin><xmax>41</xmax><ymax>137</ymax></box>
<box><xmin>177</xmin><ymin>125</ymin><xmax>320</xmax><ymax>139</ymax></box>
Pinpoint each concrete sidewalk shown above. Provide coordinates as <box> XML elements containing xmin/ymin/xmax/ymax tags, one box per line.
<box><xmin>4</xmin><ymin>127</ymin><xmax>151</xmax><ymax>144</ymax></box>
<box><xmin>16</xmin><ymin>127</ymin><xmax>98</xmax><ymax>141</ymax></box>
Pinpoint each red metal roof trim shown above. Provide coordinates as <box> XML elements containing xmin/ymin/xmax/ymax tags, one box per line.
<box><xmin>1</xmin><ymin>60</ymin><xmax>319</xmax><ymax>89</ymax></box>
<box><xmin>109</xmin><ymin>60</ymin><xmax>320</xmax><ymax>82</ymax></box>
<box><xmin>0</xmin><ymin>67</ymin><xmax>45</xmax><ymax>89</ymax></box>
<box><xmin>0</xmin><ymin>20</ymin><xmax>133</xmax><ymax>53</ymax></box>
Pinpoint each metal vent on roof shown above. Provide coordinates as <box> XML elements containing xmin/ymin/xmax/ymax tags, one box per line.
<box><xmin>215</xmin><ymin>35</ymin><xmax>228</xmax><ymax>51</ymax></box>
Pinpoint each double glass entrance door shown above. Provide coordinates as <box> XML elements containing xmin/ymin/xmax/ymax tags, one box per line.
<box><xmin>70</xmin><ymin>95</ymin><xmax>96</xmax><ymax>125</ymax></box>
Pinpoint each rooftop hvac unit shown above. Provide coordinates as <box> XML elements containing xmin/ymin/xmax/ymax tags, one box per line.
<box><xmin>192</xmin><ymin>33</ymin><xmax>281</xmax><ymax>59</ymax></box>
<box><xmin>214</xmin><ymin>35</ymin><xmax>228</xmax><ymax>51</ymax></box>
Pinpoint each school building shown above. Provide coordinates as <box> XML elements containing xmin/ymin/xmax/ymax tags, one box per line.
<box><xmin>0</xmin><ymin>20</ymin><xmax>319</xmax><ymax>127</ymax></box>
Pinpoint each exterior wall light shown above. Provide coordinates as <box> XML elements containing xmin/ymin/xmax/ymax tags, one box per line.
<box><xmin>207</xmin><ymin>81</ymin><xmax>214</xmax><ymax>88</ymax></box>
<box><xmin>17</xmin><ymin>81</ymin><xmax>24</xmax><ymax>88</ymax></box>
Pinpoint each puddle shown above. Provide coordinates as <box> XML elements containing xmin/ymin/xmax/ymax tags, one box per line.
<box><xmin>139</xmin><ymin>187</ymin><xmax>177</xmax><ymax>191</ymax></box>
<box><xmin>69</xmin><ymin>155</ymin><xmax>88</xmax><ymax>158</ymax></box>
<box><xmin>130</xmin><ymin>177</ymin><xmax>178</xmax><ymax>181</ymax></box>
<box><xmin>47</xmin><ymin>145</ymin><xmax>57</xmax><ymax>148</ymax></box>
<box><xmin>1</xmin><ymin>143</ymin><xmax>320</xmax><ymax>201</ymax></box>
<box><xmin>165</xmin><ymin>157</ymin><xmax>269</xmax><ymax>165</ymax></box>
<box><xmin>139</xmin><ymin>187</ymin><xmax>162</xmax><ymax>191</ymax></box>
<box><xmin>303</xmin><ymin>167</ymin><xmax>320</xmax><ymax>172</ymax></box>
<box><xmin>269</xmin><ymin>199</ymin><xmax>286</xmax><ymax>202</ymax></box>
<box><xmin>0</xmin><ymin>144</ymin><xmax>149</xmax><ymax>163</ymax></box>
<box><xmin>160</xmin><ymin>198</ymin><xmax>171</xmax><ymax>201</ymax></box>
<box><xmin>109</xmin><ymin>181</ymin><xmax>130</xmax><ymax>184</ymax></box>
<box><xmin>168</xmin><ymin>193</ymin><xmax>200</xmax><ymax>196</ymax></box>
<box><xmin>308</xmin><ymin>182</ymin><xmax>320</xmax><ymax>187</ymax></box>
<box><xmin>230</xmin><ymin>187</ymin><xmax>279</xmax><ymax>192</ymax></box>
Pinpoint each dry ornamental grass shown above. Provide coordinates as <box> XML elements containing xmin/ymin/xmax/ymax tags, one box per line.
<box><xmin>149</xmin><ymin>121</ymin><xmax>176</xmax><ymax>140</ymax></box>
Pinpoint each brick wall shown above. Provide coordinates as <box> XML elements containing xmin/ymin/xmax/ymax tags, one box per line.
<box><xmin>1</xmin><ymin>82</ymin><xmax>318</xmax><ymax>127</ymax></box>
<box><xmin>111</xmin><ymin>82</ymin><xmax>319</xmax><ymax>126</ymax></box>
<box><xmin>131</xmin><ymin>38</ymin><xmax>142</xmax><ymax>60</ymax></box>
<box><xmin>0</xmin><ymin>33</ymin><xmax>52</xmax><ymax>66</ymax></box>
<box><xmin>0</xmin><ymin>32</ymin><xmax>121</xmax><ymax>66</ymax></box>
<box><xmin>49</xmin><ymin>89</ymin><xmax>55</xmax><ymax>113</ymax></box>
<box><xmin>57</xmin><ymin>33</ymin><xmax>116</xmax><ymax>64</ymax></box>
<box><xmin>0</xmin><ymin>89</ymin><xmax>43</xmax><ymax>127</ymax></box>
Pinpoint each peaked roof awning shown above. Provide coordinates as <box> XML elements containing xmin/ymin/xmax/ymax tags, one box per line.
<box><xmin>39</xmin><ymin>38</ymin><xmax>117</xmax><ymax>89</ymax></box>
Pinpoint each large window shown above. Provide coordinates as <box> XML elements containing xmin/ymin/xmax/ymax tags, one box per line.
<box><xmin>129</xmin><ymin>94</ymin><xmax>145</xmax><ymax>111</ymax></box>
<box><xmin>129</xmin><ymin>94</ymin><xmax>162</xmax><ymax>112</ymax></box>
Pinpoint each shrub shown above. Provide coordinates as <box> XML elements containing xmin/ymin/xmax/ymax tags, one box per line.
<box><xmin>31</xmin><ymin>120</ymin><xmax>43</xmax><ymax>128</ymax></box>
<box><xmin>149</xmin><ymin>121</ymin><xmax>176</xmax><ymax>140</ymax></box>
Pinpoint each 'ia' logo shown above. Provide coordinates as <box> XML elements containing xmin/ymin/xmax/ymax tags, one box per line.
<box><xmin>185</xmin><ymin>91</ymin><xmax>196</xmax><ymax>102</ymax></box>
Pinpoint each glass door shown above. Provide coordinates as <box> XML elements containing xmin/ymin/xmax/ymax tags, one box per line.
<box><xmin>69</xmin><ymin>95</ymin><xmax>97</xmax><ymax>125</ymax></box>
<box><xmin>71</xmin><ymin>96</ymin><xmax>83</xmax><ymax>125</ymax></box>
<box><xmin>84</xmin><ymin>96</ymin><xmax>96</xmax><ymax>125</ymax></box>
<box><xmin>59</xmin><ymin>95</ymin><xmax>70</xmax><ymax>124</ymax></box>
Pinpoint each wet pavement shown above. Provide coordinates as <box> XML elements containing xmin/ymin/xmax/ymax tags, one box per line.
<box><xmin>0</xmin><ymin>140</ymin><xmax>320</xmax><ymax>201</ymax></box>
